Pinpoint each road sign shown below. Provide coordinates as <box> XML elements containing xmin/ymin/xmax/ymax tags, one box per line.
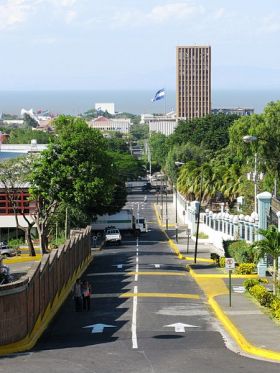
<box><xmin>225</xmin><ymin>257</ymin><xmax>235</xmax><ymax>270</ymax></box>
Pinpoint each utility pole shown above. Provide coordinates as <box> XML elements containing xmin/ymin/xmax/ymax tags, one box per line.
<box><xmin>194</xmin><ymin>173</ymin><xmax>203</xmax><ymax>264</ymax></box>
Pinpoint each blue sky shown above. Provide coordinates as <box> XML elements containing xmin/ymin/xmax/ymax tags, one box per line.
<box><xmin>0</xmin><ymin>0</ymin><xmax>280</xmax><ymax>90</ymax></box>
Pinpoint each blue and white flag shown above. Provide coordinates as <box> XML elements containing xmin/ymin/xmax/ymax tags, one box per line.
<box><xmin>151</xmin><ymin>88</ymin><xmax>165</xmax><ymax>102</ymax></box>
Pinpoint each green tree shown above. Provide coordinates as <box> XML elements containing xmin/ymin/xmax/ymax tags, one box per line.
<box><xmin>170</xmin><ymin>114</ymin><xmax>238</xmax><ymax>152</ymax></box>
<box><xmin>8</xmin><ymin>128</ymin><xmax>53</xmax><ymax>144</ymax></box>
<box><xmin>130</xmin><ymin>123</ymin><xmax>149</xmax><ymax>141</ymax></box>
<box><xmin>149</xmin><ymin>133</ymin><xmax>169</xmax><ymax>168</ymax></box>
<box><xmin>29</xmin><ymin>116</ymin><xmax>126</xmax><ymax>252</ymax></box>
<box><xmin>253</xmin><ymin>225</ymin><xmax>280</xmax><ymax>295</ymax></box>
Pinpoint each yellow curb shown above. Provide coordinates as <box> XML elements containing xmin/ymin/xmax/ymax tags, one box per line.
<box><xmin>0</xmin><ymin>254</ymin><xmax>93</xmax><ymax>356</ymax></box>
<box><xmin>3</xmin><ymin>255</ymin><xmax>42</xmax><ymax>264</ymax></box>
<box><xmin>210</xmin><ymin>296</ymin><xmax>280</xmax><ymax>362</ymax></box>
<box><xmin>184</xmin><ymin>256</ymin><xmax>214</xmax><ymax>263</ymax></box>
<box><xmin>188</xmin><ymin>265</ymin><xmax>280</xmax><ymax>362</ymax></box>
<box><xmin>120</xmin><ymin>292</ymin><xmax>200</xmax><ymax>299</ymax></box>
<box><xmin>188</xmin><ymin>266</ymin><xmax>258</xmax><ymax>279</ymax></box>
<box><xmin>128</xmin><ymin>271</ymin><xmax>187</xmax><ymax>276</ymax></box>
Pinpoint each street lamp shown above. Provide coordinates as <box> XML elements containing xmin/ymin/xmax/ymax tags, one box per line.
<box><xmin>174</xmin><ymin>162</ymin><xmax>185</xmax><ymax>243</ymax></box>
<box><xmin>243</xmin><ymin>135</ymin><xmax>266</xmax><ymax>213</ymax></box>
<box><xmin>194</xmin><ymin>172</ymin><xmax>203</xmax><ymax>264</ymax></box>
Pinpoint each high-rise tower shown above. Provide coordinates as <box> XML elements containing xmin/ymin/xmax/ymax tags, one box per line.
<box><xmin>176</xmin><ymin>46</ymin><xmax>211</xmax><ymax>119</ymax></box>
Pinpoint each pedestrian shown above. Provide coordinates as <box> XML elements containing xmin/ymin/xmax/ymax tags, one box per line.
<box><xmin>82</xmin><ymin>280</ymin><xmax>92</xmax><ymax>311</ymax></box>
<box><xmin>73</xmin><ymin>278</ymin><xmax>82</xmax><ymax>312</ymax></box>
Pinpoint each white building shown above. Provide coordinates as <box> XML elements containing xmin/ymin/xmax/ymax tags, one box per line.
<box><xmin>89</xmin><ymin>116</ymin><xmax>131</xmax><ymax>134</ymax></box>
<box><xmin>142</xmin><ymin>112</ymin><xmax>178</xmax><ymax>136</ymax></box>
<box><xmin>95</xmin><ymin>103</ymin><xmax>115</xmax><ymax>115</ymax></box>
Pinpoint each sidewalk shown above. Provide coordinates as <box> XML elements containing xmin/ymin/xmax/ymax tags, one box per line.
<box><xmin>154</xmin><ymin>201</ymin><xmax>280</xmax><ymax>363</ymax></box>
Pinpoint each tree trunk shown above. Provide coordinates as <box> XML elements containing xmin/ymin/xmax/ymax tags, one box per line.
<box><xmin>26</xmin><ymin>227</ymin><xmax>36</xmax><ymax>257</ymax></box>
<box><xmin>39</xmin><ymin>225</ymin><xmax>49</xmax><ymax>254</ymax></box>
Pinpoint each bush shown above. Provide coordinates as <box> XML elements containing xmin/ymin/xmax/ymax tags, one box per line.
<box><xmin>244</xmin><ymin>278</ymin><xmax>259</xmax><ymax>290</ymax></box>
<box><xmin>8</xmin><ymin>238</ymin><xmax>24</xmax><ymax>249</ymax></box>
<box><xmin>235</xmin><ymin>263</ymin><xmax>256</xmax><ymax>275</ymax></box>
<box><xmin>243</xmin><ymin>278</ymin><xmax>268</xmax><ymax>290</ymax></box>
<box><xmin>223</xmin><ymin>240</ymin><xmax>256</xmax><ymax>264</ymax></box>
<box><xmin>249</xmin><ymin>284</ymin><xmax>273</xmax><ymax>307</ymax></box>
<box><xmin>219</xmin><ymin>257</ymin><xmax>225</xmax><ymax>268</ymax></box>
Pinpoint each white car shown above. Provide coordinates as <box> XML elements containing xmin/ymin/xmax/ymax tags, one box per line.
<box><xmin>105</xmin><ymin>228</ymin><xmax>122</xmax><ymax>245</ymax></box>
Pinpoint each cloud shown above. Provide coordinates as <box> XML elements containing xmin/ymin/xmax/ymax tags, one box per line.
<box><xmin>261</xmin><ymin>15</ymin><xmax>280</xmax><ymax>33</ymax></box>
<box><xmin>213</xmin><ymin>8</ymin><xmax>226</xmax><ymax>20</ymax></box>
<box><xmin>0</xmin><ymin>0</ymin><xmax>34</xmax><ymax>30</ymax></box>
<box><xmin>0</xmin><ymin>0</ymin><xmax>78</xmax><ymax>31</ymax></box>
<box><xmin>146</xmin><ymin>2</ymin><xmax>205</xmax><ymax>23</ymax></box>
<box><xmin>112</xmin><ymin>1</ymin><xmax>205</xmax><ymax>27</ymax></box>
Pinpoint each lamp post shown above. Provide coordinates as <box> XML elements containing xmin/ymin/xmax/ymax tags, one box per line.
<box><xmin>194</xmin><ymin>173</ymin><xmax>203</xmax><ymax>264</ymax></box>
<box><xmin>174</xmin><ymin>162</ymin><xmax>185</xmax><ymax>243</ymax></box>
<box><xmin>243</xmin><ymin>135</ymin><xmax>269</xmax><ymax>212</ymax></box>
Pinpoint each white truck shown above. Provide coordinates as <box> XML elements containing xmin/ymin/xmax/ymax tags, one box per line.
<box><xmin>91</xmin><ymin>209</ymin><xmax>147</xmax><ymax>234</ymax></box>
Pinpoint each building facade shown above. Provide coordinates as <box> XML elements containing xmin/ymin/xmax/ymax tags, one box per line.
<box><xmin>176</xmin><ymin>46</ymin><xmax>211</xmax><ymax>120</ymax></box>
<box><xmin>212</xmin><ymin>108</ymin><xmax>254</xmax><ymax>116</ymax></box>
<box><xmin>89</xmin><ymin>116</ymin><xmax>131</xmax><ymax>134</ymax></box>
<box><xmin>148</xmin><ymin>118</ymin><xmax>177</xmax><ymax>136</ymax></box>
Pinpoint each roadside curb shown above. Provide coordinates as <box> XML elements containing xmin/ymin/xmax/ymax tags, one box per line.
<box><xmin>0</xmin><ymin>254</ymin><xmax>93</xmax><ymax>356</ymax></box>
<box><xmin>188</xmin><ymin>265</ymin><xmax>280</xmax><ymax>363</ymax></box>
<box><xmin>153</xmin><ymin>203</ymin><xmax>280</xmax><ymax>362</ymax></box>
<box><xmin>3</xmin><ymin>255</ymin><xmax>42</xmax><ymax>265</ymax></box>
<box><xmin>209</xmin><ymin>295</ymin><xmax>280</xmax><ymax>362</ymax></box>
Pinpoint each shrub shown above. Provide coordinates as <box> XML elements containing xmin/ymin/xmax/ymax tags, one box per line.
<box><xmin>226</xmin><ymin>240</ymin><xmax>256</xmax><ymax>264</ymax></box>
<box><xmin>219</xmin><ymin>257</ymin><xmax>225</xmax><ymax>268</ymax></box>
<box><xmin>235</xmin><ymin>263</ymin><xmax>256</xmax><ymax>275</ymax></box>
<box><xmin>249</xmin><ymin>284</ymin><xmax>273</xmax><ymax>307</ymax></box>
<box><xmin>270</xmin><ymin>297</ymin><xmax>280</xmax><ymax>311</ymax></box>
<box><xmin>243</xmin><ymin>278</ymin><xmax>259</xmax><ymax>290</ymax></box>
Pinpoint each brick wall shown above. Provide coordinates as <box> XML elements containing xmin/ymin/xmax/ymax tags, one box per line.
<box><xmin>0</xmin><ymin>226</ymin><xmax>91</xmax><ymax>346</ymax></box>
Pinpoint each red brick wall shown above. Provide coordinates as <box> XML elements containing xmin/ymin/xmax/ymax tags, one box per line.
<box><xmin>0</xmin><ymin>226</ymin><xmax>91</xmax><ymax>346</ymax></box>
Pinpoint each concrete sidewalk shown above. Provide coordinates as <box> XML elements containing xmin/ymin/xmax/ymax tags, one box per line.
<box><xmin>154</xmin><ymin>201</ymin><xmax>280</xmax><ymax>363</ymax></box>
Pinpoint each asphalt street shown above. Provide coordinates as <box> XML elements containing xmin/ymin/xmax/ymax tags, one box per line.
<box><xmin>1</xmin><ymin>192</ymin><xmax>280</xmax><ymax>372</ymax></box>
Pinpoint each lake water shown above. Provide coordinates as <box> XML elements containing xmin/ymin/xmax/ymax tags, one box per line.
<box><xmin>0</xmin><ymin>89</ymin><xmax>279</xmax><ymax>116</ymax></box>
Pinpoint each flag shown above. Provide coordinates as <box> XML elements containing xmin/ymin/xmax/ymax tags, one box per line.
<box><xmin>151</xmin><ymin>88</ymin><xmax>165</xmax><ymax>102</ymax></box>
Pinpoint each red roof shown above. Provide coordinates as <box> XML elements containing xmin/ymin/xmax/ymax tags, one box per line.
<box><xmin>94</xmin><ymin>116</ymin><xmax>109</xmax><ymax>123</ymax></box>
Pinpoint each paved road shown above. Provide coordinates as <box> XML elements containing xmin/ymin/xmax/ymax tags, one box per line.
<box><xmin>1</xmin><ymin>193</ymin><xmax>280</xmax><ymax>372</ymax></box>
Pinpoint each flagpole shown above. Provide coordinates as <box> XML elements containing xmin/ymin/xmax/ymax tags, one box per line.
<box><xmin>164</xmin><ymin>91</ymin><xmax>167</xmax><ymax>115</ymax></box>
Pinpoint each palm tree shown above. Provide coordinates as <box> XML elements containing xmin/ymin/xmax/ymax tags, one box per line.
<box><xmin>253</xmin><ymin>225</ymin><xmax>280</xmax><ymax>295</ymax></box>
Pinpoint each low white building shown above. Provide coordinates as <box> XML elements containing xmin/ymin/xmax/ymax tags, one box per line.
<box><xmin>141</xmin><ymin>112</ymin><xmax>178</xmax><ymax>136</ymax></box>
<box><xmin>89</xmin><ymin>116</ymin><xmax>131</xmax><ymax>134</ymax></box>
<box><xmin>95</xmin><ymin>103</ymin><xmax>115</xmax><ymax>115</ymax></box>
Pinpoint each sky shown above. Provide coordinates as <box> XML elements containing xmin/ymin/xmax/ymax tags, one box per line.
<box><xmin>0</xmin><ymin>0</ymin><xmax>280</xmax><ymax>91</ymax></box>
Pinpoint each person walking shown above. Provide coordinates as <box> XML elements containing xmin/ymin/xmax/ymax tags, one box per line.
<box><xmin>73</xmin><ymin>278</ymin><xmax>82</xmax><ymax>312</ymax></box>
<box><xmin>82</xmin><ymin>280</ymin><xmax>92</xmax><ymax>311</ymax></box>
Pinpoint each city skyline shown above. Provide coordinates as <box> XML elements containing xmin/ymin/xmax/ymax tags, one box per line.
<box><xmin>0</xmin><ymin>0</ymin><xmax>280</xmax><ymax>91</ymax></box>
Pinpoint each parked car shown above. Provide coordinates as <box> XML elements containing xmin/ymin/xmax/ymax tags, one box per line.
<box><xmin>0</xmin><ymin>247</ymin><xmax>16</xmax><ymax>258</ymax></box>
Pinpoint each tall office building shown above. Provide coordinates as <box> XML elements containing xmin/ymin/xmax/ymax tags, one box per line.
<box><xmin>176</xmin><ymin>46</ymin><xmax>211</xmax><ymax>119</ymax></box>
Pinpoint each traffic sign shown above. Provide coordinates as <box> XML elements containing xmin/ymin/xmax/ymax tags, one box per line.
<box><xmin>225</xmin><ymin>257</ymin><xmax>235</xmax><ymax>270</ymax></box>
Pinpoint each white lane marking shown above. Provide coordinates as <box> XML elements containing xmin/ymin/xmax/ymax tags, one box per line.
<box><xmin>132</xmin><ymin>285</ymin><xmax>138</xmax><ymax>349</ymax></box>
<box><xmin>136</xmin><ymin>256</ymin><xmax>139</xmax><ymax>263</ymax></box>
<box><xmin>154</xmin><ymin>264</ymin><xmax>160</xmax><ymax>268</ymax></box>
<box><xmin>135</xmin><ymin>262</ymin><xmax>139</xmax><ymax>281</ymax></box>
<box><xmin>164</xmin><ymin>323</ymin><xmax>199</xmax><ymax>333</ymax></box>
